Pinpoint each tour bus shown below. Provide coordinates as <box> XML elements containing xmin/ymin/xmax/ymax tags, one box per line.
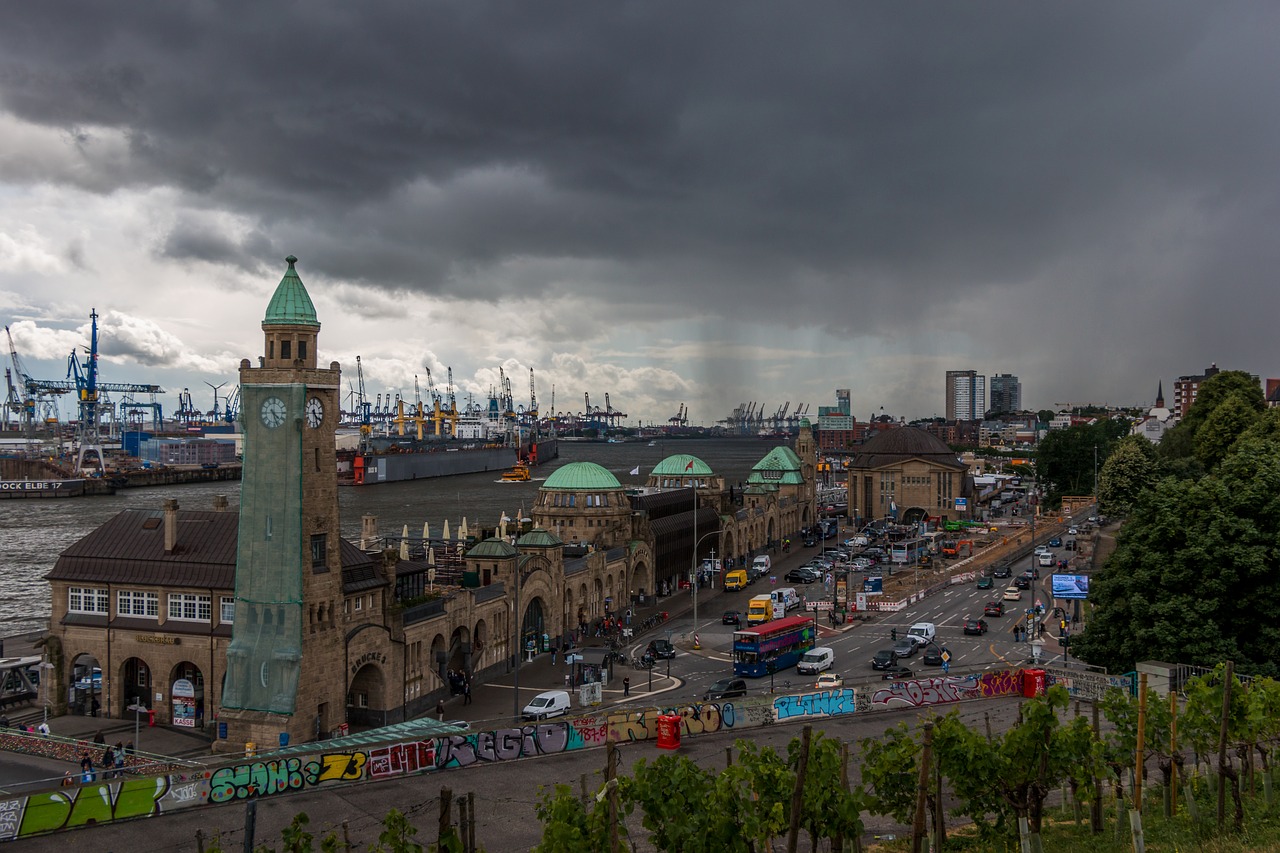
<box><xmin>732</xmin><ymin>616</ymin><xmax>818</xmax><ymax>678</ymax></box>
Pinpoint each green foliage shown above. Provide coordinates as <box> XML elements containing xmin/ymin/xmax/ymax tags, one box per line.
<box><xmin>1035</xmin><ymin>419</ymin><xmax>1129</xmax><ymax>504</ymax></box>
<box><xmin>860</xmin><ymin>721</ymin><xmax>922</xmax><ymax>824</ymax></box>
<box><xmin>1195</xmin><ymin>392</ymin><xmax>1264</xmax><ymax>470</ymax></box>
<box><xmin>1180</xmin><ymin>664</ymin><xmax>1250</xmax><ymax>758</ymax></box>
<box><xmin>787</xmin><ymin>731</ymin><xmax>863</xmax><ymax>846</ymax></box>
<box><xmin>1159</xmin><ymin>370</ymin><xmax>1266</xmax><ymax>472</ymax></box>
<box><xmin>1037</xmin><ymin>409</ymin><xmax>1055</xmax><ymax>426</ymax></box>
<box><xmin>1098</xmin><ymin>686</ymin><xmax>1172</xmax><ymax>780</ymax></box>
<box><xmin>1096</xmin><ymin>434</ymin><xmax>1161</xmax><ymax>517</ymax></box>
<box><xmin>1073</xmin><ymin>429</ymin><xmax>1280</xmax><ymax>676</ymax></box>
<box><xmin>370</xmin><ymin>809</ymin><xmax>426</xmax><ymax>853</ymax></box>
<box><xmin>532</xmin><ymin>784</ymin><xmax>612</xmax><ymax>853</ymax></box>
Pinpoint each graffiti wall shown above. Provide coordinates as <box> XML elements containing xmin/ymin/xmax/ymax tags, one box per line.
<box><xmin>0</xmin><ymin>671</ymin><xmax>1022</xmax><ymax>841</ymax></box>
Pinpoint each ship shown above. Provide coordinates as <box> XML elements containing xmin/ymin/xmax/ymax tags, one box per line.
<box><xmin>338</xmin><ymin>431</ymin><xmax>557</xmax><ymax>485</ymax></box>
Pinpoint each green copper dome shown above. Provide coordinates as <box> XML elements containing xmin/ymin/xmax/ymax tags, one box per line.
<box><xmin>264</xmin><ymin>255</ymin><xmax>320</xmax><ymax>328</ymax></box>
<box><xmin>467</xmin><ymin>537</ymin><xmax>519</xmax><ymax>558</ymax></box>
<box><xmin>542</xmin><ymin>461</ymin><xmax>622</xmax><ymax>490</ymax></box>
<box><xmin>747</xmin><ymin>445</ymin><xmax>806</xmax><ymax>486</ymax></box>
<box><xmin>517</xmin><ymin>527</ymin><xmax>563</xmax><ymax>548</ymax></box>
<box><xmin>650</xmin><ymin>454</ymin><xmax>713</xmax><ymax>476</ymax></box>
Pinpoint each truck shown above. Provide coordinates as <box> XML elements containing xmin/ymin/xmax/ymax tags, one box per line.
<box><xmin>746</xmin><ymin>595</ymin><xmax>775</xmax><ymax>626</ymax></box>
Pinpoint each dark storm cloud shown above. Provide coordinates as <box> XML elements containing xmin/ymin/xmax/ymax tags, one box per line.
<box><xmin>3</xmin><ymin>1</ymin><xmax>1279</xmax><ymax>405</ymax></box>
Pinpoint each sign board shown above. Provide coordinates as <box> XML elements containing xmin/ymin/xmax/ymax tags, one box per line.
<box><xmin>855</xmin><ymin>593</ymin><xmax>868</xmax><ymax>611</ymax></box>
<box><xmin>1051</xmin><ymin>573</ymin><xmax>1090</xmax><ymax>600</ymax></box>
<box><xmin>805</xmin><ymin>600</ymin><xmax>834</xmax><ymax>611</ymax></box>
<box><xmin>863</xmin><ymin>577</ymin><xmax>883</xmax><ymax>594</ymax></box>
<box><xmin>940</xmin><ymin>649</ymin><xmax>951</xmax><ymax>663</ymax></box>
<box><xmin>955</xmin><ymin>498</ymin><xmax>968</xmax><ymax>510</ymax></box>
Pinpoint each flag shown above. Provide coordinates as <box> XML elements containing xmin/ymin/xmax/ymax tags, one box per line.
<box><xmin>684</xmin><ymin>460</ymin><xmax>695</xmax><ymax>471</ymax></box>
<box><xmin>629</xmin><ymin>466</ymin><xmax>640</xmax><ymax>476</ymax></box>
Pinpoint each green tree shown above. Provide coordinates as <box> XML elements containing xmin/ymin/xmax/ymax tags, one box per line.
<box><xmin>934</xmin><ymin>686</ymin><xmax>1101</xmax><ymax>847</ymax></box>
<box><xmin>1180</xmin><ymin>664</ymin><xmax>1250</xmax><ymax>830</ymax></box>
<box><xmin>1159</xmin><ymin>370</ymin><xmax>1265</xmax><ymax>470</ymax></box>
<box><xmin>1072</xmin><ymin>429</ymin><xmax>1280</xmax><ymax>676</ymax></box>
<box><xmin>1099</xmin><ymin>687</ymin><xmax>1175</xmax><ymax>801</ymax></box>
<box><xmin>860</xmin><ymin>721</ymin><xmax>922</xmax><ymax>824</ymax></box>
<box><xmin>1035</xmin><ymin>419</ymin><xmax>1129</xmax><ymax>504</ymax></box>
<box><xmin>532</xmin><ymin>785</ymin><xmax>611</xmax><ymax>853</ymax></box>
<box><xmin>1096</xmin><ymin>434</ymin><xmax>1161</xmax><ymax>517</ymax></box>
<box><xmin>787</xmin><ymin>731</ymin><xmax>863</xmax><ymax>851</ymax></box>
<box><xmin>1195</xmin><ymin>391</ymin><xmax>1264</xmax><ymax>470</ymax></box>
<box><xmin>1037</xmin><ymin>409</ymin><xmax>1055</xmax><ymax>426</ymax></box>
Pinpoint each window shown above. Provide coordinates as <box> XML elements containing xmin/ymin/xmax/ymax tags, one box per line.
<box><xmin>168</xmin><ymin>593</ymin><xmax>211</xmax><ymax>621</ymax></box>
<box><xmin>136</xmin><ymin>663</ymin><xmax>149</xmax><ymax>688</ymax></box>
<box><xmin>281</xmin><ymin>339</ymin><xmax>291</xmax><ymax>360</ymax></box>
<box><xmin>298</xmin><ymin>339</ymin><xmax>307</xmax><ymax>360</ymax></box>
<box><xmin>118</xmin><ymin>590</ymin><xmax>159</xmax><ymax>618</ymax></box>
<box><xmin>311</xmin><ymin>533</ymin><xmax>328</xmax><ymax>572</ymax></box>
<box><xmin>69</xmin><ymin>587</ymin><xmax>109</xmax><ymax>614</ymax></box>
<box><xmin>221</xmin><ymin>596</ymin><xmax>236</xmax><ymax>624</ymax></box>
<box><xmin>354</xmin><ymin>597</ymin><xmax>362</xmax><ymax>612</ymax></box>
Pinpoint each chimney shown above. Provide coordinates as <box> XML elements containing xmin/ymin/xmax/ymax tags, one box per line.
<box><xmin>164</xmin><ymin>499</ymin><xmax>179</xmax><ymax>554</ymax></box>
<box><xmin>213</xmin><ymin>494</ymin><xmax>229</xmax><ymax>512</ymax></box>
<box><xmin>360</xmin><ymin>514</ymin><xmax>378</xmax><ymax>550</ymax></box>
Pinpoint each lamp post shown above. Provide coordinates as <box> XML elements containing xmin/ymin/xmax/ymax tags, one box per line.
<box><xmin>38</xmin><ymin>660</ymin><xmax>53</xmax><ymax>725</ymax></box>
<box><xmin>126</xmin><ymin>696</ymin><xmax>146</xmax><ymax>753</ymax></box>
<box><xmin>691</xmin><ymin>530</ymin><xmax>722</xmax><ymax>631</ymax></box>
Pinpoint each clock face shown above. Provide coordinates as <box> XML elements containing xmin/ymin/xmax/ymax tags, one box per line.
<box><xmin>305</xmin><ymin>396</ymin><xmax>325</xmax><ymax>428</ymax></box>
<box><xmin>260</xmin><ymin>396</ymin><xmax>287</xmax><ymax>429</ymax></box>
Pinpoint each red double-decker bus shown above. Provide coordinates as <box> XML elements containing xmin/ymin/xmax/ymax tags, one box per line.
<box><xmin>732</xmin><ymin>615</ymin><xmax>817</xmax><ymax>678</ymax></box>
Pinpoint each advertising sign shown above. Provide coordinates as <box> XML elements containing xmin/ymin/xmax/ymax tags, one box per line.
<box><xmin>1051</xmin><ymin>573</ymin><xmax>1090</xmax><ymax>600</ymax></box>
<box><xmin>863</xmin><ymin>577</ymin><xmax>883</xmax><ymax>595</ymax></box>
<box><xmin>171</xmin><ymin>678</ymin><xmax>197</xmax><ymax>728</ymax></box>
<box><xmin>955</xmin><ymin>497</ymin><xmax>968</xmax><ymax>510</ymax></box>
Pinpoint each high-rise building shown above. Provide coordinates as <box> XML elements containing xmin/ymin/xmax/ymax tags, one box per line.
<box><xmin>989</xmin><ymin>374</ymin><xmax>1022</xmax><ymax>414</ymax></box>
<box><xmin>1173</xmin><ymin>364</ymin><xmax>1220</xmax><ymax>418</ymax></box>
<box><xmin>945</xmin><ymin>370</ymin><xmax>985</xmax><ymax>421</ymax></box>
<box><xmin>836</xmin><ymin>389</ymin><xmax>851</xmax><ymax>416</ymax></box>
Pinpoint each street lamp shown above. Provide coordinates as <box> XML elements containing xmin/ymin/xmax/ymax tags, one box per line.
<box><xmin>38</xmin><ymin>660</ymin><xmax>54</xmax><ymax>725</ymax></box>
<box><xmin>691</xmin><ymin>530</ymin><xmax>722</xmax><ymax>631</ymax></box>
<box><xmin>127</xmin><ymin>696</ymin><xmax>146</xmax><ymax>753</ymax></box>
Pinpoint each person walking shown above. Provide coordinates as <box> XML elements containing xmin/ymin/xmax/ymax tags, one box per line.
<box><xmin>551</xmin><ymin>645</ymin><xmax>558</xmax><ymax>666</ymax></box>
<box><xmin>436</xmin><ymin>699</ymin><xmax>445</xmax><ymax>721</ymax></box>
<box><xmin>463</xmin><ymin>681</ymin><xmax>472</xmax><ymax>706</ymax></box>
<box><xmin>623</xmin><ymin>677</ymin><xmax>630</xmax><ymax>697</ymax></box>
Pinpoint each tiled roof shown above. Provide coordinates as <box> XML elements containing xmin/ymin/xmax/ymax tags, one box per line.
<box><xmin>849</xmin><ymin>426</ymin><xmax>966</xmax><ymax>471</ymax></box>
<box><xmin>263</xmin><ymin>255</ymin><xmax>320</xmax><ymax>328</ymax></box>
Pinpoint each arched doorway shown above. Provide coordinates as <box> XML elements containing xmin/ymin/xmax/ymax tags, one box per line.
<box><xmin>431</xmin><ymin>633</ymin><xmax>447</xmax><ymax>681</ymax></box>
<box><xmin>68</xmin><ymin>653</ymin><xmax>103</xmax><ymax>718</ymax></box>
<box><xmin>167</xmin><ymin>661</ymin><xmax>205</xmax><ymax>728</ymax></box>
<box><xmin>902</xmin><ymin>506</ymin><xmax>927</xmax><ymax>526</ymax></box>
<box><xmin>348</xmin><ymin>663</ymin><xmax>387</xmax><ymax>729</ymax></box>
<box><xmin>473</xmin><ymin>619</ymin><xmax>489</xmax><ymax>667</ymax></box>
<box><xmin>448</xmin><ymin>626</ymin><xmax>471</xmax><ymax>674</ymax></box>
<box><xmin>521</xmin><ymin>596</ymin><xmax>546</xmax><ymax>653</ymax></box>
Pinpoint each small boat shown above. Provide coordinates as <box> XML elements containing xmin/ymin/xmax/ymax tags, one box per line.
<box><xmin>501</xmin><ymin>464</ymin><xmax>532</xmax><ymax>482</ymax></box>
<box><xmin>647</xmin><ymin>440</ymin><xmax>658</xmax><ymax>447</ymax></box>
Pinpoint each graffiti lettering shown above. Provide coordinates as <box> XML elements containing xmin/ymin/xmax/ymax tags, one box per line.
<box><xmin>868</xmin><ymin>671</ymin><xmax>1019</xmax><ymax>710</ymax></box>
<box><xmin>773</xmin><ymin>689</ymin><xmax>856</xmax><ymax>721</ymax></box>
<box><xmin>16</xmin><ymin>776</ymin><xmax>172</xmax><ymax>836</ymax></box>
<box><xmin>0</xmin><ymin>799</ymin><xmax>21</xmax><ymax>841</ymax></box>
<box><xmin>606</xmin><ymin>708</ymin><xmax>656</xmax><ymax>743</ymax></box>
<box><xmin>209</xmin><ymin>758</ymin><xmax>305</xmax><ymax>803</ymax></box>
<box><xmin>368</xmin><ymin>741</ymin><xmax>436</xmax><ymax>779</ymax></box>
<box><xmin>436</xmin><ymin>723</ymin><xmax>584</xmax><ymax>769</ymax></box>
<box><xmin>309</xmin><ymin>752</ymin><xmax>367</xmax><ymax>783</ymax></box>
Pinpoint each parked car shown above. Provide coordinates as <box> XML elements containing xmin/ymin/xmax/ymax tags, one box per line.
<box><xmin>722</xmin><ymin>610</ymin><xmax>742</xmax><ymax>626</ymax></box>
<box><xmin>851</xmin><ymin>557</ymin><xmax>875</xmax><ymax>570</ymax></box>
<box><xmin>647</xmin><ymin>639</ymin><xmax>676</xmax><ymax>660</ymax></box>
<box><xmin>1003</xmin><ymin>586</ymin><xmax>1023</xmax><ymax>601</ymax></box>
<box><xmin>785</xmin><ymin>567</ymin><xmax>820</xmax><ymax>584</ymax></box>
<box><xmin>976</xmin><ymin>576</ymin><xmax>994</xmax><ymax>590</ymax></box>
<box><xmin>815</xmin><ymin>672</ymin><xmax>844</xmax><ymax>690</ymax></box>
<box><xmin>881</xmin><ymin>665</ymin><xmax>914</xmax><ymax>680</ymax></box>
<box><xmin>892</xmin><ymin>638</ymin><xmax>918</xmax><ymax>658</ymax></box>
<box><xmin>922</xmin><ymin>645</ymin><xmax>944</xmax><ymax>666</ymax></box>
<box><xmin>962</xmin><ymin>618</ymin><xmax>988</xmax><ymax>636</ymax></box>
<box><xmin>871</xmin><ymin>649</ymin><xmax>899</xmax><ymax>670</ymax></box>
<box><xmin>704</xmin><ymin>678</ymin><xmax>747</xmax><ymax>700</ymax></box>
<box><xmin>983</xmin><ymin>601</ymin><xmax>1005</xmax><ymax>617</ymax></box>
<box><xmin>522</xmin><ymin>690</ymin><xmax>572</xmax><ymax>721</ymax></box>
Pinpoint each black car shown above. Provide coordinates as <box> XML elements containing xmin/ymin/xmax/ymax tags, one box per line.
<box><xmin>922</xmin><ymin>645</ymin><xmax>944</xmax><ymax>666</ymax></box>
<box><xmin>983</xmin><ymin>601</ymin><xmax>1005</xmax><ymax>617</ymax></box>
<box><xmin>647</xmin><ymin>639</ymin><xmax>676</xmax><ymax>660</ymax></box>
<box><xmin>803</xmin><ymin>536</ymin><xmax>818</xmax><ymax>548</ymax></box>
<box><xmin>962</xmin><ymin>618</ymin><xmax>988</xmax><ymax>636</ymax></box>
<box><xmin>881</xmin><ymin>665</ymin><xmax>914</xmax><ymax>680</ymax></box>
<box><xmin>871</xmin><ymin>649</ymin><xmax>899</xmax><ymax>670</ymax></box>
<box><xmin>1013</xmin><ymin>576</ymin><xmax>1031</xmax><ymax>590</ymax></box>
<box><xmin>785</xmin><ymin>568</ymin><xmax>819</xmax><ymax>584</ymax></box>
<box><xmin>704</xmin><ymin>678</ymin><xmax>747</xmax><ymax>700</ymax></box>
<box><xmin>992</xmin><ymin>565</ymin><xmax>1012</xmax><ymax>578</ymax></box>
<box><xmin>1048</xmin><ymin>536</ymin><xmax>1062</xmax><ymax>547</ymax></box>
<box><xmin>722</xmin><ymin>610</ymin><xmax>742</xmax><ymax>626</ymax></box>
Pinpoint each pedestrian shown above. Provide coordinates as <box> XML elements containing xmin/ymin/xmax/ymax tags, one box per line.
<box><xmin>124</xmin><ymin>740</ymin><xmax>134</xmax><ymax>756</ymax></box>
<box><xmin>463</xmin><ymin>681</ymin><xmax>472</xmax><ymax>705</ymax></box>
<box><xmin>90</xmin><ymin>697</ymin><xmax>100</xmax><ymax>717</ymax></box>
<box><xmin>60</xmin><ymin>771</ymin><xmax>74</xmax><ymax>787</ymax></box>
<box><xmin>102</xmin><ymin>745</ymin><xmax>115</xmax><ymax>777</ymax></box>
<box><xmin>551</xmin><ymin>646</ymin><xmax>558</xmax><ymax>665</ymax></box>
<box><xmin>623</xmin><ymin>677</ymin><xmax>630</xmax><ymax>697</ymax></box>
<box><xmin>891</xmin><ymin>627</ymin><xmax>897</xmax><ymax>641</ymax></box>
<box><xmin>114</xmin><ymin>744</ymin><xmax>125</xmax><ymax>776</ymax></box>
<box><xmin>436</xmin><ymin>699</ymin><xmax>445</xmax><ymax>721</ymax></box>
<box><xmin>1013</xmin><ymin>625</ymin><xmax>1021</xmax><ymax>642</ymax></box>
<box><xmin>92</xmin><ymin>729</ymin><xmax>105</xmax><ymax>746</ymax></box>
<box><xmin>36</xmin><ymin>721</ymin><xmax>50</xmax><ymax>736</ymax></box>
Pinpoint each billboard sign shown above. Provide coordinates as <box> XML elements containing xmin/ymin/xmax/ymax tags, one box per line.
<box><xmin>863</xmin><ymin>577</ymin><xmax>883</xmax><ymax>595</ymax></box>
<box><xmin>955</xmin><ymin>497</ymin><xmax>968</xmax><ymax>510</ymax></box>
<box><xmin>1051</xmin><ymin>573</ymin><xmax>1090</xmax><ymax>600</ymax></box>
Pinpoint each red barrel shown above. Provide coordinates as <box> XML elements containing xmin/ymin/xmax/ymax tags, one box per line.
<box><xmin>655</xmin><ymin>714</ymin><xmax>682</xmax><ymax>750</ymax></box>
<box><xmin>1022</xmin><ymin>669</ymin><xmax>1046</xmax><ymax>698</ymax></box>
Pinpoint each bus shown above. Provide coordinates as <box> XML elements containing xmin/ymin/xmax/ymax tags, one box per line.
<box><xmin>890</xmin><ymin>537</ymin><xmax>927</xmax><ymax>565</ymax></box>
<box><xmin>732</xmin><ymin>615</ymin><xmax>817</xmax><ymax>678</ymax></box>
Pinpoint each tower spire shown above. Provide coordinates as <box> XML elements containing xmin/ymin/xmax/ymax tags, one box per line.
<box><xmin>1155</xmin><ymin>380</ymin><xmax>1165</xmax><ymax>408</ymax></box>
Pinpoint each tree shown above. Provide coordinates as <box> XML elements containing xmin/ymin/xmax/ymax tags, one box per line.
<box><xmin>1037</xmin><ymin>409</ymin><xmax>1055</xmax><ymax>426</ymax></box>
<box><xmin>1072</xmin><ymin>429</ymin><xmax>1280</xmax><ymax>677</ymax></box>
<box><xmin>1035</xmin><ymin>419</ymin><xmax>1129</xmax><ymax>504</ymax></box>
<box><xmin>1099</xmin><ymin>687</ymin><xmax>1174</xmax><ymax>802</ymax></box>
<box><xmin>1195</xmin><ymin>391</ymin><xmax>1264</xmax><ymax>470</ymax></box>
<box><xmin>1180</xmin><ymin>664</ymin><xmax>1249</xmax><ymax>830</ymax></box>
<box><xmin>1159</xmin><ymin>370</ymin><xmax>1265</xmax><ymax>470</ymax></box>
<box><xmin>787</xmin><ymin>731</ymin><xmax>863</xmax><ymax>850</ymax></box>
<box><xmin>933</xmin><ymin>686</ymin><xmax>1101</xmax><ymax>848</ymax></box>
<box><xmin>1097</xmin><ymin>434</ymin><xmax>1161</xmax><ymax>517</ymax></box>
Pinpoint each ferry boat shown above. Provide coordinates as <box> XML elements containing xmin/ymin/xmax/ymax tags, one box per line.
<box><xmin>501</xmin><ymin>463</ymin><xmax>532</xmax><ymax>482</ymax></box>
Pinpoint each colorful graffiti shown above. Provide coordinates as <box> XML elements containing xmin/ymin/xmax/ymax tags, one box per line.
<box><xmin>436</xmin><ymin>722</ymin><xmax>587</xmax><ymax>769</ymax></box>
<box><xmin>868</xmin><ymin>670</ymin><xmax>1020</xmax><ymax>710</ymax></box>
<box><xmin>773</xmin><ymin>688</ymin><xmax>856</xmax><ymax>721</ymax></box>
<box><xmin>2</xmin><ymin>774</ymin><xmax>194</xmax><ymax>839</ymax></box>
<box><xmin>208</xmin><ymin>752</ymin><xmax>367</xmax><ymax>804</ymax></box>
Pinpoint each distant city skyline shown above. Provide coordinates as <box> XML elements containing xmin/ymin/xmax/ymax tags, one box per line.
<box><xmin>3</xmin><ymin>6</ymin><xmax>1278</xmax><ymax>425</ymax></box>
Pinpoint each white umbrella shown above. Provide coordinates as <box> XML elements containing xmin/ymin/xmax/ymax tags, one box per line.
<box><xmin>460</xmin><ymin>517</ymin><xmax>469</xmax><ymax>539</ymax></box>
<box><xmin>443</xmin><ymin>519</ymin><xmax>451</xmax><ymax>540</ymax></box>
<box><xmin>400</xmin><ymin>525</ymin><xmax>410</xmax><ymax>559</ymax></box>
<box><xmin>428</xmin><ymin>546</ymin><xmax>436</xmax><ymax>566</ymax></box>
<box><xmin>422</xmin><ymin>521</ymin><xmax>430</xmax><ymax>542</ymax></box>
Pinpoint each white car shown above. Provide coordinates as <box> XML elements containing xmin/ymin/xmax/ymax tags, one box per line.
<box><xmin>1003</xmin><ymin>586</ymin><xmax>1023</xmax><ymax>601</ymax></box>
<box><xmin>1067</xmin><ymin>526</ymin><xmax>1078</xmax><ymax>535</ymax></box>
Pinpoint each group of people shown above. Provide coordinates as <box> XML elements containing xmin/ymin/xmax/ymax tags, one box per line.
<box><xmin>0</xmin><ymin>717</ymin><xmax>50</xmax><ymax>736</ymax></box>
<box><xmin>70</xmin><ymin>736</ymin><xmax>132</xmax><ymax>784</ymax></box>
<box><xmin>446</xmin><ymin>670</ymin><xmax>472</xmax><ymax>705</ymax></box>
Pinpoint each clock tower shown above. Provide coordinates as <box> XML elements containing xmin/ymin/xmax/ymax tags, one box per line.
<box><xmin>219</xmin><ymin>255</ymin><xmax>345</xmax><ymax>750</ymax></box>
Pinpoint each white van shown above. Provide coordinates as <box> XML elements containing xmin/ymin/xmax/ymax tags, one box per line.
<box><xmin>522</xmin><ymin>689</ymin><xmax>571</xmax><ymax>721</ymax></box>
<box><xmin>752</xmin><ymin>555</ymin><xmax>772</xmax><ymax>573</ymax></box>
<box><xmin>797</xmin><ymin>646</ymin><xmax>835</xmax><ymax>674</ymax></box>
<box><xmin>772</xmin><ymin>587</ymin><xmax>800</xmax><ymax>612</ymax></box>
<box><xmin>906</xmin><ymin>622</ymin><xmax>937</xmax><ymax>647</ymax></box>
<box><xmin>1037</xmin><ymin>551</ymin><xmax>1054</xmax><ymax>568</ymax></box>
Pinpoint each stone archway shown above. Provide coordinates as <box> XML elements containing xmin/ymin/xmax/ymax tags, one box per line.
<box><xmin>430</xmin><ymin>633</ymin><xmax>447</xmax><ymax>681</ymax></box>
<box><xmin>348</xmin><ymin>663</ymin><xmax>387</xmax><ymax>728</ymax></box>
<box><xmin>521</xmin><ymin>596</ymin><xmax>547</xmax><ymax>653</ymax></box>
<box><xmin>902</xmin><ymin>506</ymin><xmax>928</xmax><ymax>526</ymax></box>
<box><xmin>473</xmin><ymin>619</ymin><xmax>489</xmax><ymax>666</ymax></box>
<box><xmin>167</xmin><ymin>660</ymin><xmax>205</xmax><ymax>728</ymax></box>
<box><xmin>68</xmin><ymin>652</ymin><xmax>103</xmax><ymax>718</ymax></box>
<box><xmin>448</xmin><ymin>626</ymin><xmax>472</xmax><ymax>674</ymax></box>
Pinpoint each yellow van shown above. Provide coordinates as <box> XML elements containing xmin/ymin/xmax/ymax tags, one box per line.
<box><xmin>747</xmin><ymin>595</ymin><xmax>774</xmax><ymax>626</ymax></box>
<box><xmin>724</xmin><ymin>569</ymin><xmax>748</xmax><ymax>591</ymax></box>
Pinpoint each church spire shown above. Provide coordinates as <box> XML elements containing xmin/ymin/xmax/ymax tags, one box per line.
<box><xmin>1155</xmin><ymin>380</ymin><xmax>1165</xmax><ymax>408</ymax></box>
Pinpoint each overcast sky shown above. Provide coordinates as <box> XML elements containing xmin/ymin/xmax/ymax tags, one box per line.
<box><xmin>2</xmin><ymin>3</ymin><xmax>1276</xmax><ymax>428</ymax></box>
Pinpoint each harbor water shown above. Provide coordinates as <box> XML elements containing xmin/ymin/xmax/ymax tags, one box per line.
<box><xmin>0</xmin><ymin>438</ymin><xmax>799</xmax><ymax>638</ymax></box>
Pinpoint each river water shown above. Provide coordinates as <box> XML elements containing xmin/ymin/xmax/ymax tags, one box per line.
<box><xmin>0</xmin><ymin>438</ymin><xmax>796</xmax><ymax>638</ymax></box>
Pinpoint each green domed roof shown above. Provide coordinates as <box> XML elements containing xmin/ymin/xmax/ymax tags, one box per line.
<box><xmin>467</xmin><ymin>537</ymin><xmax>519</xmax><ymax>558</ymax></box>
<box><xmin>650</xmin><ymin>454</ymin><xmax>713</xmax><ymax>476</ymax></box>
<box><xmin>542</xmin><ymin>461</ymin><xmax>622</xmax><ymax>490</ymax></box>
<box><xmin>747</xmin><ymin>445</ymin><xmax>806</xmax><ymax>487</ymax></box>
<box><xmin>517</xmin><ymin>527</ymin><xmax>563</xmax><ymax>548</ymax></box>
<box><xmin>264</xmin><ymin>255</ymin><xmax>320</xmax><ymax>328</ymax></box>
